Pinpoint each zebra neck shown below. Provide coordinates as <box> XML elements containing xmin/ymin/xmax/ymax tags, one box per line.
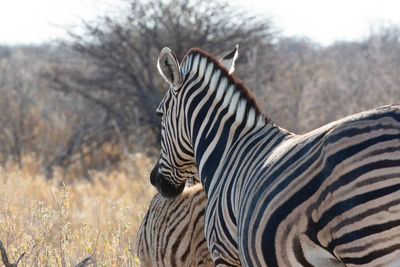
<box><xmin>183</xmin><ymin>52</ymin><xmax>269</xmax><ymax>141</ymax></box>
<box><xmin>182</xmin><ymin>52</ymin><xmax>288</xmax><ymax>191</ymax></box>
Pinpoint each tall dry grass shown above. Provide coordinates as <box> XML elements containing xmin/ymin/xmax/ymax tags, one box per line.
<box><xmin>0</xmin><ymin>153</ymin><xmax>156</xmax><ymax>267</ymax></box>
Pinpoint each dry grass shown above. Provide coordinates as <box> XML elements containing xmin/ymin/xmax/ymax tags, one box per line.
<box><xmin>0</xmin><ymin>153</ymin><xmax>156</xmax><ymax>267</ymax></box>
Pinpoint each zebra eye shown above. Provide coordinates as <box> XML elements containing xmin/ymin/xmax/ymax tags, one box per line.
<box><xmin>156</xmin><ymin>100</ymin><xmax>165</xmax><ymax>118</ymax></box>
<box><xmin>156</xmin><ymin>109</ymin><xmax>164</xmax><ymax>118</ymax></box>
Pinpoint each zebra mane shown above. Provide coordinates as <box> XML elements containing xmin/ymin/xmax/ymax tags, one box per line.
<box><xmin>182</xmin><ymin>47</ymin><xmax>270</xmax><ymax>125</ymax></box>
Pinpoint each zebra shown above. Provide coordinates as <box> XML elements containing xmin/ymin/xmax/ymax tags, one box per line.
<box><xmin>150</xmin><ymin>45</ymin><xmax>400</xmax><ymax>266</ymax></box>
<box><xmin>135</xmin><ymin>183</ymin><xmax>212</xmax><ymax>267</ymax></box>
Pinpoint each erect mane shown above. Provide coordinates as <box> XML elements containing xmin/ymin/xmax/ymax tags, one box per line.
<box><xmin>181</xmin><ymin>47</ymin><xmax>270</xmax><ymax>124</ymax></box>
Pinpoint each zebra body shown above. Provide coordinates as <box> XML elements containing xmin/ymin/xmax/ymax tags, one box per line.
<box><xmin>151</xmin><ymin>46</ymin><xmax>400</xmax><ymax>266</ymax></box>
<box><xmin>135</xmin><ymin>183</ymin><xmax>212</xmax><ymax>267</ymax></box>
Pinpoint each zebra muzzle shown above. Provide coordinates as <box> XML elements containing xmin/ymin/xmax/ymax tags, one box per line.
<box><xmin>150</xmin><ymin>163</ymin><xmax>185</xmax><ymax>198</ymax></box>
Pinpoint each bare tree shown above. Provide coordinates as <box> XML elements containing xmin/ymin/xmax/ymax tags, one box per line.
<box><xmin>0</xmin><ymin>47</ymin><xmax>45</xmax><ymax>166</ymax></box>
<box><xmin>44</xmin><ymin>0</ymin><xmax>275</xmax><ymax>176</ymax></box>
<box><xmin>0</xmin><ymin>240</ymin><xmax>25</xmax><ymax>267</ymax></box>
<box><xmin>257</xmin><ymin>27</ymin><xmax>400</xmax><ymax>133</ymax></box>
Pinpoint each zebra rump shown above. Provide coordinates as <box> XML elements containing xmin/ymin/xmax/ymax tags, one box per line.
<box><xmin>135</xmin><ymin>183</ymin><xmax>212</xmax><ymax>267</ymax></box>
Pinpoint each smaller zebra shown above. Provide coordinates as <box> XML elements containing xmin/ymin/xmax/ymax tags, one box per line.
<box><xmin>135</xmin><ymin>183</ymin><xmax>212</xmax><ymax>267</ymax></box>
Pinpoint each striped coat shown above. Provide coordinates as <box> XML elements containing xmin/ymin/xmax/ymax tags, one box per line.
<box><xmin>135</xmin><ymin>184</ymin><xmax>212</xmax><ymax>267</ymax></box>
<box><xmin>151</xmin><ymin>45</ymin><xmax>400</xmax><ymax>266</ymax></box>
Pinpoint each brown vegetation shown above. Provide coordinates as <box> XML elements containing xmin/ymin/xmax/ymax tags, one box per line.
<box><xmin>0</xmin><ymin>153</ymin><xmax>154</xmax><ymax>266</ymax></box>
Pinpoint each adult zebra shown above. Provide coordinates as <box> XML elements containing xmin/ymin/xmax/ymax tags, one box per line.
<box><xmin>150</xmin><ymin>45</ymin><xmax>400</xmax><ymax>266</ymax></box>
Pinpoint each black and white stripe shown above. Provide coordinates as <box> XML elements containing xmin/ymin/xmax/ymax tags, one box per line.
<box><xmin>135</xmin><ymin>183</ymin><xmax>211</xmax><ymax>267</ymax></box>
<box><xmin>151</xmin><ymin>45</ymin><xmax>400</xmax><ymax>266</ymax></box>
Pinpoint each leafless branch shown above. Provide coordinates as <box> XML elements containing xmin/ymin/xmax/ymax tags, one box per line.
<box><xmin>0</xmin><ymin>240</ymin><xmax>25</xmax><ymax>267</ymax></box>
<box><xmin>74</xmin><ymin>256</ymin><xmax>96</xmax><ymax>267</ymax></box>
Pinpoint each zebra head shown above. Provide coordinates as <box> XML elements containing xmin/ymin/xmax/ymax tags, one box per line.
<box><xmin>150</xmin><ymin>46</ymin><xmax>239</xmax><ymax>198</ymax></box>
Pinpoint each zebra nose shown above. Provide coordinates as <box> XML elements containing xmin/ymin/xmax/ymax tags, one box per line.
<box><xmin>150</xmin><ymin>164</ymin><xmax>159</xmax><ymax>186</ymax></box>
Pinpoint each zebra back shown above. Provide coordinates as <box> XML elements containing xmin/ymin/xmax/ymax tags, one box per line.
<box><xmin>135</xmin><ymin>184</ymin><xmax>212</xmax><ymax>267</ymax></box>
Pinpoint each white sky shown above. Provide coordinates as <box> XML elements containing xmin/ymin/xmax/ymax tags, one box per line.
<box><xmin>237</xmin><ymin>0</ymin><xmax>400</xmax><ymax>45</ymax></box>
<box><xmin>1</xmin><ymin>0</ymin><xmax>400</xmax><ymax>46</ymax></box>
<box><xmin>0</xmin><ymin>0</ymin><xmax>121</xmax><ymax>45</ymax></box>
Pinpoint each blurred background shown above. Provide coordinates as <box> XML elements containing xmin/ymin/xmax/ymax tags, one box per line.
<box><xmin>0</xmin><ymin>0</ymin><xmax>399</xmax><ymax>179</ymax></box>
<box><xmin>1</xmin><ymin>0</ymin><xmax>400</xmax><ymax>265</ymax></box>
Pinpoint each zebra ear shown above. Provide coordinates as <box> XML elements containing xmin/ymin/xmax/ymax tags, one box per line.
<box><xmin>219</xmin><ymin>44</ymin><xmax>239</xmax><ymax>74</ymax></box>
<box><xmin>157</xmin><ymin>47</ymin><xmax>182</xmax><ymax>90</ymax></box>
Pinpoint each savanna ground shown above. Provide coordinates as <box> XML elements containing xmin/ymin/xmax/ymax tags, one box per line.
<box><xmin>0</xmin><ymin>153</ymin><xmax>155</xmax><ymax>266</ymax></box>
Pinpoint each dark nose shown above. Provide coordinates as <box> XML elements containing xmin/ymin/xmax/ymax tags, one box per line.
<box><xmin>149</xmin><ymin>161</ymin><xmax>185</xmax><ymax>198</ymax></box>
<box><xmin>150</xmin><ymin>163</ymin><xmax>159</xmax><ymax>186</ymax></box>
